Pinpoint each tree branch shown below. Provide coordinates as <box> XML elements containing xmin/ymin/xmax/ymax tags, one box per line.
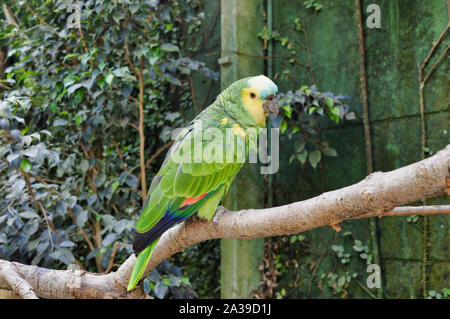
<box><xmin>0</xmin><ymin>262</ymin><xmax>38</xmax><ymax>299</ymax></box>
<box><xmin>352</xmin><ymin>205</ymin><xmax>450</xmax><ymax>219</ymax></box>
<box><xmin>124</xmin><ymin>40</ymin><xmax>147</xmax><ymax>204</ymax></box>
<box><xmin>0</xmin><ymin>145</ymin><xmax>448</xmax><ymax>298</ymax></box>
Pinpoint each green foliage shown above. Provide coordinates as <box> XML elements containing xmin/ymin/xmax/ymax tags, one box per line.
<box><xmin>427</xmin><ymin>288</ymin><xmax>450</xmax><ymax>299</ymax></box>
<box><xmin>143</xmin><ymin>259</ymin><xmax>196</xmax><ymax>299</ymax></box>
<box><xmin>269</xmin><ymin>228</ymin><xmax>376</xmax><ymax>299</ymax></box>
<box><xmin>172</xmin><ymin>240</ymin><xmax>221</xmax><ymax>298</ymax></box>
<box><xmin>303</xmin><ymin>0</ymin><xmax>323</xmax><ymax>12</ymax></box>
<box><xmin>407</xmin><ymin>215</ymin><xmax>419</xmax><ymax>223</ymax></box>
<box><xmin>275</xmin><ymin>85</ymin><xmax>356</xmax><ymax>169</ymax></box>
<box><xmin>0</xmin><ymin>0</ymin><xmax>216</xmax><ymax>298</ymax></box>
<box><xmin>262</xmin><ymin>7</ymin><xmax>358</xmax><ymax>173</ymax></box>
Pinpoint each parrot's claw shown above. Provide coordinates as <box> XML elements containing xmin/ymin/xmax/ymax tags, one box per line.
<box><xmin>212</xmin><ymin>206</ymin><xmax>227</xmax><ymax>228</ymax></box>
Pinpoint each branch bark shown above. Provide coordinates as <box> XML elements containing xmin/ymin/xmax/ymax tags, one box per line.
<box><xmin>124</xmin><ymin>40</ymin><xmax>147</xmax><ymax>204</ymax></box>
<box><xmin>0</xmin><ymin>145</ymin><xmax>448</xmax><ymax>298</ymax></box>
<box><xmin>0</xmin><ymin>262</ymin><xmax>38</xmax><ymax>299</ymax></box>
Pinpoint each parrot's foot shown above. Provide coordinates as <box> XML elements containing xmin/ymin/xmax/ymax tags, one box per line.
<box><xmin>187</xmin><ymin>214</ymin><xmax>201</xmax><ymax>225</ymax></box>
<box><xmin>212</xmin><ymin>206</ymin><xmax>226</xmax><ymax>228</ymax></box>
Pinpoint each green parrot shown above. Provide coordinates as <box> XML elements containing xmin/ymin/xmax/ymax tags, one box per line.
<box><xmin>127</xmin><ymin>75</ymin><xmax>279</xmax><ymax>291</ymax></box>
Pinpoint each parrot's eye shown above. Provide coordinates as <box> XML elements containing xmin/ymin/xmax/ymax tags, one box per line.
<box><xmin>249</xmin><ymin>92</ymin><xmax>257</xmax><ymax>99</ymax></box>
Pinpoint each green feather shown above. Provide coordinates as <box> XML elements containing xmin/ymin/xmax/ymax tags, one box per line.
<box><xmin>127</xmin><ymin>240</ymin><xmax>159</xmax><ymax>291</ymax></box>
<box><xmin>159</xmin><ymin>167</ymin><xmax>176</xmax><ymax>192</ymax></box>
<box><xmin>197</xmin><ymin>186</ymin><xmax>226</xmax><ymax>220</ymax></box>
<box><xmin>174</xmin><ymin>165</ymin><xmax>190</xmax><ymax>196</ymax></box>
<box><xmin>136</xmin><ymin>198</ymin><xmax>169</xmax><ymax>233</ymax></box>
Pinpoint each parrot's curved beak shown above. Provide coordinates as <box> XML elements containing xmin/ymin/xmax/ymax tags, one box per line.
<box><xmin>263</xmin><ymin>96</ymin><xmax>279</xmax><ymax>118</ymax></box>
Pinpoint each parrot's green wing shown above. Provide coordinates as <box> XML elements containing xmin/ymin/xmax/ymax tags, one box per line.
<box><xmin>127</xmin><ymin>122</ymin><xmax>245</xmax><ymax>291</ymax></box>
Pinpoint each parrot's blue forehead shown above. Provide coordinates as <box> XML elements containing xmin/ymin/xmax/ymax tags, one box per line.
<box><xmin>247</xmin><ymin>75</ymin><xmax>278</xmax><ymax>99</ymax></box>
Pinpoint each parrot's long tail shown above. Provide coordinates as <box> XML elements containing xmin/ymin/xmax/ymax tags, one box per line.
<box><xmin>127</xmin><ymin>239</ymin><xmax>159</xmax><ymax>291</ymax></box>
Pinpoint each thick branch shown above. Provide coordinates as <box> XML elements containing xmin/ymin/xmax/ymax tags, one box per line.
<box><xmin>0</xmin><ymin>145</ymin><xmax>448</xmax><ymax>298</ymax></box>
<box><xmin>353</xmin><ymin>205</ymin><xmax>450</xmax><ymax>219</ymax></box>
<box><xmin>0</xmin><ymin>260</ymin><xmax>147</xmax><ymax>299</ymax></box>
<box><xmin>0</xmin><ymin>262</ymin><xmax>38</xmax><ymax>299</ymax></box>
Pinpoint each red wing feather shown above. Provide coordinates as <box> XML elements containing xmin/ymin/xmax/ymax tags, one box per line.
<box><xmin>181</xmin><ymin>192</ymin><xmax>207</xmax><ymax>206</ymax></box>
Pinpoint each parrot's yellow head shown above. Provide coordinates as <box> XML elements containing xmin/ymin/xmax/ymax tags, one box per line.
<box><xmin>241</xmin><ymin>75</ymin><xmax>279</xmax><ymax>127</ymax></box>
<box><xmin>216</xmin><ymin>75</ymin><xmax>279</xmax><ymax>128</ymax></box>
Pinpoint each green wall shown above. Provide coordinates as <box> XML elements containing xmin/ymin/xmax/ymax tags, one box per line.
<box><xmin>270</xmin><ymin>0</ymin><xmax>449</xmax><ymax>298</ymax></box>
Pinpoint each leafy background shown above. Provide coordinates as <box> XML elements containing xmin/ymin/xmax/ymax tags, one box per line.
<box><xmin>0</xmin><ymin>0</ymin><xmax>219</xmax><ymax>299</ymax></box>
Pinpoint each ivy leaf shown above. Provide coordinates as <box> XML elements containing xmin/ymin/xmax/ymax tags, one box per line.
<box><xmin>322</xmin><ymin>148</ymin><xmax>337</xmax><ymax>157</ymax></box>
<box><xmin>60</xmin><ymin>240</ymin><xmax>76</xmax><ymax>248</ymax></box>
<box><xmin>102</xmin><ymin>233</ymin><xmax>116</xmax><ymax>247</ymax></box>
<box><xmin>280</xmin><ymin>120</ymin><xmax>287</xmax><ymax>134</ymax></box>
<box><xmin>331</xmin><ymin>106</ymin><xmax>340</xmax><ymax>117</ymax></box>
<box><xmin>294</xmin><ymin>139</ymin><xmax>306</xmax><ymax>153</ymax></box>
<box><xmin>88</xmin><ymin>194</ymin><xmax>97</xmax><ymax>206</ymax></box>
<box><xmin>80</xmin><ymin>160</ymin><xmax>89</xmax><ymax>172</ymax></box>
<box><xmin>125</xmin><ymin>174</ymin><xmax>138</xmax><ymax>189</ymax></box>
<box><xmin>326</xmin><ymin>97</ymin><xmax>334</xmax><ymax>107</ymax></box>
<box><xmin>161</xmin><ymin>43</ymin><xmax>179</xmax><ymax>53</ymax></box>
<box><xmin>154</xmin><ymin>281</ymin><xmax>169</xmax><ymax>299</ymax></box>
<box><xmin>20</xmin><ymin>158</ymin><xmax>32</xmax><ymax>173</ymax></box>
<box><xmin>105</xmin><ymin>73</ymin><xmax>114</xmax><ymax>87</ymax></box>
<box><xmin>75</xmin><ymin>114</ymin><xmax>84</xmax><ymax>126</ymax></box>
<box><xmin>56</xmin><ymin>200</ymin><xmax>68</xmax><ymax>215</ymax></box>
<box><xmin>75</xmin><ymin>210</ymin><xmax>88</xmax><ymax>227</ymax></box>
<box><xmin>93</xmin><ymin>172</ymin><xmax>106</xmax><ymax>187</ymax></box>
<box><xmin>283</xmin><ymin>104</ymin><xmax>292</xmax><ymax>118</ymax></box>
<box><xmin>7</xmin><ymin>152</ymin><xmax>21</xmax><ymax>164</ymax></box>
<box><xmin>308</xmin><ymin>150</ymin><xmax>321</xmax><ymax>168</ymax></box>
<box><xmin>63</xmin><ymin>74</ymin><xmax>78</xmax><ymax>87</ymax></box>
<box><xmin>297</xmin><ymin>150</ymin><xmax>308</xmax><ymax>164</ymax></box>
<box><xmin>111</xmin><ymin>180</ymin><xmax>120</xmax><ymax>193</ymax></box>
<box><xmin>345</xmin><ymin>112</ymin><xmax>357</xmax><ymax>120</ymax></box>
<box><xmin>19</xmin><ymin>211</ymin><xmax>39</xmax><ymax>219</ymax></box>
<box><xmin>164</xmin><ymin>112</ymin><xmax>180</xmax><ymax>122</ymax></box>
<box><xmin>53</xmin><ymin>119</ymin><xmax>68</xmax><ymax>126</ymax></box>
<box><xmin>329</xmin><ymin>106</ymin><xmax>341</xmax><ymax>123</ymax></box>
<box><xmin>67</xmin><ymin>83</ymin><xmax>83</xmax><ymax>96</ymax></box>
<box><xmin>112</xmin><ymin>67</ymin><xmax>129</xmax><ymax>77</ymax></box>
